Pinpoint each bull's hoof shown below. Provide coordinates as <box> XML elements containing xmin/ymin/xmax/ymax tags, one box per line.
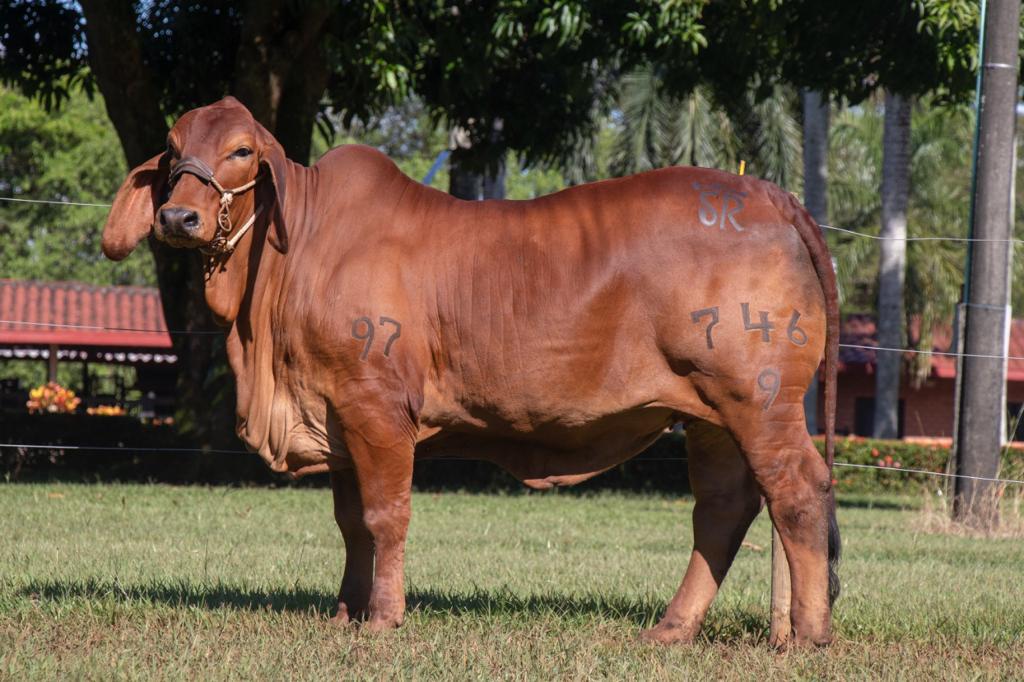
<box><xmin>360</xmin><ymin>615</ymin><xmax>403</xmax><ymax>633</ymax></box>
<box><xmin>772</xmin><ymin>629</ymin><xmax>831</xmax><ymax>650</ymax></box>
<box><xmin>639</xmin><ymin>621</ymin><xmax>698</xmax><ymax>645</ymax></box>
<box><xmin>330</xmin><ymin>602</ymin><xmax>367</xmax><ymax>626</ymax></box>
<box><xmin>791</xmin><ymin>632</ymin><xmax>832</xmax><ymax>648</ymax></box>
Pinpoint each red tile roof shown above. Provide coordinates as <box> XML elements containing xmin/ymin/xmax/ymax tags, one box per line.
<box><xmin>0</xmin><ymin>279</ymin><xmax>172</xmax><ymax>349</ymax></box>
<box><xmin>840</xmin><ymin>313</ymin><xmax>1024</xmax><ymax>382</ymax></box>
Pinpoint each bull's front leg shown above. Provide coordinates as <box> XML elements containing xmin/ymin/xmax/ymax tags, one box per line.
<box><xmin>340</xmin><ymin>423</ymin><xmax>415</xmax><ymax>631</ymax></box>
<box><xmin>329</xmin><ymin>469</ymin><xmax>374</xmax><ymax>625</ymax></box>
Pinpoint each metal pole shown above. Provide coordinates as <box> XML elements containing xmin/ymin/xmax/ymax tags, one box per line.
<box><xmin>953</xmin><ymin>0</ymin><xmax>1020</xmax><ymax>526</ymax></box>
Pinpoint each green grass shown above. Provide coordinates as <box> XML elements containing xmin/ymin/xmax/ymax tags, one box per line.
<box><xmin>1</xmin><ymin>484</ymin><xmax>1022</xmax><ymax>680</ymax></box>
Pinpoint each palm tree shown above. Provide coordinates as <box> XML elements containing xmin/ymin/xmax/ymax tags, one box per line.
<box><xmin>828</xmin><ymin>97</ymin><xmax>973</xmax><ymax>394</ymax></box>
<box><xmin>609</xmin><ymin>67</ymin><xmax>802</xmax><ymax>190</ymax></box>
<box><xmin>873</xmin><ymin>92</ymin><xmax>913</xmax><ymax>439</ymax></box>
<box><xmin>801</xmin><ymin>89</ymin><xmax>830</xmax><ymax>434</ymax></box>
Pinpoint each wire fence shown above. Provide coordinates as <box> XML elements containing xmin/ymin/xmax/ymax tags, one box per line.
<box><xmin>3</xmin><ymin>324</ymin><xmax>1023</xmax><ymax>361</ymax></box>
<box><xmin>0</xmin><ymin>196</ymin><xmax>113</xmax><ymax>208</ymax></box>
<box><xmin>3</xmin><ymin>191</ymin><xmax>1023</xmax><ymax>489</ymax></box>
<box><xmin>0</xmin><ymin>441</ymin><xmax>1022</xmax><ymax>486</ymax></box>
<box><xmin>4</xmin><ymin>194</ymin><xmax>1024</xmax><ymax>243</ymax></box>
<box><xmin>0</xmin><ymin>319</ymin><xmax>221</xmax><ymax>335</ymax></box>
<box><xmin>8</xmin><ymin>317</ymin><xmax>1024</xmax><ymax>360</ymax></box>
<box><xmin>820</xmin><ymin>223</ymin><xmax>1024</xmax><ymax>244</ymax></box>
<box><xmin>9</xmin><ymin>195</ymin><xmax>1024</xmax><ymax>357</ymax></box>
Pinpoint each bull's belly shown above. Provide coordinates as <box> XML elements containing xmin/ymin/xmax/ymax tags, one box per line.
<box><xmin>414</xmin><ymin>406</ymin><xmax>680</xmax><ymax>489</ymax></box>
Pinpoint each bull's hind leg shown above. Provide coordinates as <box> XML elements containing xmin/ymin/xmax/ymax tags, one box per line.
<box><xmin>728</xmin><ymin>408</ymin><xmax>833</xmax><ymax>646</ymax></box>
<box><xmin>329</xmin><ymin>469</ymin><xmax>374</xmax><ymax>625</ymax></box>
<box><xmin>641</xmin><ymin>420</ymin><xmax>763</xmax><ymax>644</ymax></box>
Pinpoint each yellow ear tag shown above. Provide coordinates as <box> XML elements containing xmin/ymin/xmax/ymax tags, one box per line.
<box><xmin>738</xmin><ymin>160</ymin><xmax>746</xmax><ymax>176</ymax></box>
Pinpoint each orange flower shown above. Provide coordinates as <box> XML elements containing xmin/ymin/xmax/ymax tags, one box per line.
<box><xmin>25</xmin><ymin>382</ymin><xmax>80</xmax><ymax>414</ymax></box>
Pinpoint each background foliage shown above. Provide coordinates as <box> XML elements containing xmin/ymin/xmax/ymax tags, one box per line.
<box><xmin>0</xmin><ymin>89</ymin><xmax>155</xmax><ymax>286</ymax></box>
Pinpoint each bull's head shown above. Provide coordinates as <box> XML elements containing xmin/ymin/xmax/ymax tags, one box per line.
<box><xmin>101</xmin><ymin>96</ymin><xmax>289</xmax><ymax>260</ymax></box>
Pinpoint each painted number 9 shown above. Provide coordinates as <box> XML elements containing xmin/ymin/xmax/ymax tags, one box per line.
<box><xmin>757</xmin><ymin>368</ymin><xmax>781</xmax><ymax>411</ymax></box>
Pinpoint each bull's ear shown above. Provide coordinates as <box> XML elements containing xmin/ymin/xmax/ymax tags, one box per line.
<box><xmin>258</xmin><ymin>130</ymin><xmax>289</xmax><ymax>254</ymax></box>
<box><xmin>101</xmin><ymin>152</ymin><xmax>169</xmax><ymax>261</ymax></box>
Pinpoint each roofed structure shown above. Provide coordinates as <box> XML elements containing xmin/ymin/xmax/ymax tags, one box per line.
<box><xmin>0</xmin><ymin>279</ymin><xmax>174</xmax><ymax>364</ymax></box>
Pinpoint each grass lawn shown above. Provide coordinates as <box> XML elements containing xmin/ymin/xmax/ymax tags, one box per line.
<box><xmin>1</xmin><ymin>483</ymin><xmax>1022</xmax><ymax>680</ymax></box>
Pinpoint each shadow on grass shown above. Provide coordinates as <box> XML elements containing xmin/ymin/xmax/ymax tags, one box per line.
<box><xmin>18</xmin><ymin>578</ymin><xmax>768</xmax><ymax>644</ymax></box>
<box><xmin>20</xmin><ymin>577</ymin><xmax>336</xmax><ymax>615</ymax></box>
<box><xmin>406</xmin><ymin>586</ymin><xmax>662</xmax><ymax>628</ymax></box>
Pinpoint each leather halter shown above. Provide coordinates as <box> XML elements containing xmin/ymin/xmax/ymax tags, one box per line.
<box><xmin>168</xmin><ymin>155</ymin><xmax>264</xmax><ymax>256</ymax></box>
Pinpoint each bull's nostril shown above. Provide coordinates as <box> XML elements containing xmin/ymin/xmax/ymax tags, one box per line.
<box><xmin>159</xmin><ymin>207</ymin><xmax>200</xmax><ymax>235</ymax></box>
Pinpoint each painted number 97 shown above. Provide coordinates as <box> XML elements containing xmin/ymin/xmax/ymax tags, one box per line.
<box><xmin>352</xmin><ymin>316</ymin><xmax>402</xmax><ymax>361</ymax></box>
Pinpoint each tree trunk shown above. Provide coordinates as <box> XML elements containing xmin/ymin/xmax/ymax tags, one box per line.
<box><xmin>873</xmin><ymin>92</ymin><xmax>912</xmax><ymax>439</ymax></box>
<box><xmin>79</xmin><ymin>0</ymin><xmax>165</xmax><ymax>166</ymax></box>
<box><xmin>449</xmin><ymin>118</ymin><xmax>506</xmax><ymax>200</ymax></box>
<box><xmin>482</xmin><ymin>156</ymin><xmax>507</xmax><ymax>199</ymax></box>
<box><xmin>800</xmin><ymin>89</ymin><xmax>830</xmax><ymax>435</ymax></box>
<box><xmin>449</xmin><ymin>151</ymin><xmax>483</xmax><ymax>200</ymax></box>
<box><xmin>81</xmin><ymin>0</ymin><xmax>232</xmax><ymax>449</ymax></box>
<box><xmin>80</xmin><ymin>0</ymin><xmax>331</xmax><ymax>449</ymax></box>
<box><xmin>233</xmin><ymin>0</ymin><xmax>331</xmax><ymax>163</ymax></box>
<box><xmin>275</xmin><ymin>39</ymin><xmax>329</xmax><ymax>164</ymax></box>
<box><xmin>482</xmin><ymin>118</ymin><xmax>507</xmax><ymax>199</ymax></box>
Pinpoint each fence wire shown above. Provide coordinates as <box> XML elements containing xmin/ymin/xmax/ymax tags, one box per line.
<box><xmin>2</xmin><ymin>319</ymin><xmax>1021</xmax><ymax>362</ymax></box>
<box><xmin>0</xmin><ymin>196</ymin><xmax>112</xmax><ymax>208</ymax></box>
<box><xmin>4</xmin><ymin>195</ymin><xmax>1023</xmax><ymax>243</ymax></box>
<box><xmin>820</xmin><ymin>223</ymin><xmax>1024</xmax><ymax>244</ymax></box>
<box><xmin>0</xmin><ymin>441</ymin><xmax>1021</xmax><ymax>486</ymax></box>
<box><xmin>4</xmin><ymin>190</ymin><xmax>1024</xmax><ymax>488</ymax></box>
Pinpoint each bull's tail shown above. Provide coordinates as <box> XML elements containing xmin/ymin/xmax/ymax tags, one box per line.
<box><xmin>827</xmin><ymin>491</ymin><xmax>841</xmax><ymax>605</ymax></box>
<box><xmin>776</xmin><ymin>189</ymin><xmax>841</xmax><ymax>606</ymax></box>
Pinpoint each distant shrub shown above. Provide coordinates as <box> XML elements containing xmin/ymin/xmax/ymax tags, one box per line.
<box><xmin>814</xmin><ymin>436</ymin><xmax>1024</xmax><ymax>495</ymax></box>
<box><xmin>5</xmin><ymin>411</ymin><xmax>1022</xmax><ymax>497</ymax></box>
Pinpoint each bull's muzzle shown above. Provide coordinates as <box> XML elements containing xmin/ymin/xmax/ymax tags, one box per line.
<box><xmin>158</xmin><ymin>205</ymin><xmax>202</xmax><ymax>240</ymax></box>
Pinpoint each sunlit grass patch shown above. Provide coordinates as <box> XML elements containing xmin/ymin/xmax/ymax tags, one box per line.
<box><xmin>1</xmin><ymin>483</ymin><xmax>1022</xmax><ymax>679</ymax></box>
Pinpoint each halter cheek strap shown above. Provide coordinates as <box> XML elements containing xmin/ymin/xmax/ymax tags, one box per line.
<box><xmin>168</xmin><ymin>156</ymin><xmax>264</xmax><ymax>256</ymax></box>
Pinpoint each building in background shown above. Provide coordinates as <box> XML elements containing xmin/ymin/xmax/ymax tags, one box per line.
<box><xmin>817</xmin><ymin>314</ymin><xmax>1024</xmax><ymax>441</ymax></box>
<box><xmin>0</xmin><ymin>280</ymin><xmax>176</xmax><ymax>418</ymax></box>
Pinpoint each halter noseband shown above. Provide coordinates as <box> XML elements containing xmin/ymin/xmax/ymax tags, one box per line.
<box><xmin>168</xmin><ymin>155</ymin><xmax>264</xmax><ymax>256</ymax></box>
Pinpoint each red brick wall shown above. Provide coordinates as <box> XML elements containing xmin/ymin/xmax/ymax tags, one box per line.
<box><xmin>815</xmin><ymin>371</ymin><xmax>1024</xmax><ymax>439</ymax></box>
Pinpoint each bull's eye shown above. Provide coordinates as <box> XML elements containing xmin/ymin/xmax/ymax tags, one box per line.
<box><xmin>166</xmin><ymin>144</ymin><xmax>178</xmax><ymax>158</ymax></box>
<box><xmin>231</xmin><ymin>147</ymin><xmax>253</xmax><ymax>159</ymax></box>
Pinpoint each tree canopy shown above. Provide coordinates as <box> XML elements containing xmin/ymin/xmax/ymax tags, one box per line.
<box><xmin>0</xmin><ymin>0</ymin><xmax>1011</xmax><ymax>445</ymax></box>
<box><xmin>0</xmin><ymin>88</ymin><xmax>155</xmax><ymax>286</ymax></box>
